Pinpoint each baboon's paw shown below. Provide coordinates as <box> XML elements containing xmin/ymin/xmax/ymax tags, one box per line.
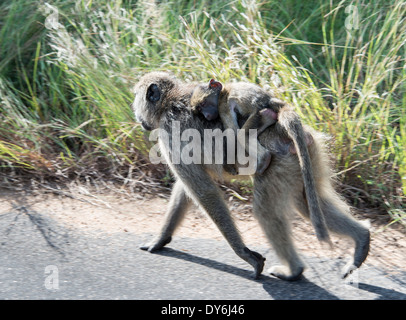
<box><xmin>244</xmin><ymin>247</ymin><xmax>266</xmax><ymax>279</ymax></box>
<box><xmin>140</xmin><ymin>236</ymin><xmax>172</xmax><ymax>252</ymax></box>
<box><xmin>252</xmin><ymin>251</ymin><xmax>266</xmax><ymax>279</ymax></box>
<box><xmin>354</xmin><ymin>229</ymin><xmax>370</xmax><ymax>267</ymax></box>
<box><xmin>341</xmin><ymin>263</ymin><xmax>357</xmax><ymax>279</ymax></box>
<box><xmin>268</xmin><ymin>265</ymin><xmax>304</xmax><ymax>281</ymax></box>
<box><xmin>342</xmin><ymin>228</ymin><xmax>370</xmax><ymax>278</ymax></box>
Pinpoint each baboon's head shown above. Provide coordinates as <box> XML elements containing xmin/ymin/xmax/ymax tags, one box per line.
<box><xmin>190</xmin><ymin>79</ymin><xmax>222</xmax><ymax>121</ymax></box>
<box><xmin>131</xmin><ymin>72</ymin><xmax>177</xmax><ymax>131</ymax></box>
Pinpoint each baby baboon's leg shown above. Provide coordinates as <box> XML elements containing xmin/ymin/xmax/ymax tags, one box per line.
<box><xmin>295</xmin><ymin>191</ymin><xmax>370</xmax><ymax>278</ymax></box>
<box><xmin>140</xmin><ymin>179</ymin><xmax>191</xmax><ymax>252</ymax></box>
<box><xmin>253</xmin><ymin>179</ymin><xmax>305</xmax><ymax>281</ymax></box>
<box><xmin>237</xmin><ymin>112</ymin><xmax>273</xmax><ymax>175</ymax></box>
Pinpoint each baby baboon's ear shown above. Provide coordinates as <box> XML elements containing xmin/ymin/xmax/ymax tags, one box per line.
<box><xmin>209</xmin><ymin>79</ymin><xmax>223</xmax><ymax>90</ymax></box>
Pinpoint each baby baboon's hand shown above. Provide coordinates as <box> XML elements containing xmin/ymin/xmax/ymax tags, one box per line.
<box><xmin>259</xmin><ymin>108</ymin><xmax>278</xmax><ymax>127</ymax></box>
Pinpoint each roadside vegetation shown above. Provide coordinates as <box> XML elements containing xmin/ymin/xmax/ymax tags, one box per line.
<box><xmin>0</xmin><ymin>0</ymin><xmax>404</xmax><ymax>226</ymax></box>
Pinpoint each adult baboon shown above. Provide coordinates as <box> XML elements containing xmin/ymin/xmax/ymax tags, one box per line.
<box><xmin>131</xmin><ymin>72</ymin><xmax>370</xmax><ymax>281</ymax></box>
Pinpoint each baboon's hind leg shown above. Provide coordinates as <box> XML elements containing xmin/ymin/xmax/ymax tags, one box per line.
<box><xmin>295</xmin><ymin>192</ymin><xmax>370</xmax><ymax>278</ymax></box>
<box><xmin>253</xmin><ymin>184</ymin><xmax>305</xmax><ymax>281</ymax></box>
<box><xmin>321</xmin><ymin>197</ymin><xmax>370</xmax><ymax>278</ymax></box>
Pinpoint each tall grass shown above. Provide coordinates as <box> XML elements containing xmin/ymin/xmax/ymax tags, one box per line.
<box><xmin>0</xmin><ymin>0</ymin><xmax>404</xmax><ymax>224</ymax></box>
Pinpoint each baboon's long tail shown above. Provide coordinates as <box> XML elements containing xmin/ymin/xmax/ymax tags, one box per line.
<box><xmin>279</xmin><ymin>109</ymin><xmax>332</xmax><ymax>245</ymax></box>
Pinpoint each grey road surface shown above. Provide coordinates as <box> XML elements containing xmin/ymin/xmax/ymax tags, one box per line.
<box><xmin>0</xmin><ymin>204</ymin><xmax>405</xmax><ymax>300</ymax></box>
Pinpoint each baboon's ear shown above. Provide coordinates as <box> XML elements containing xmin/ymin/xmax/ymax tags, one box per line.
<box><xmin>209</xmin><ymin>79</ymin><xmax>223</xmax><ymax>90</ymax></box>
<box><xmin>146</xmin><ymin>83</ymin><xmax>161</xmax><ymax>102</ymax></box>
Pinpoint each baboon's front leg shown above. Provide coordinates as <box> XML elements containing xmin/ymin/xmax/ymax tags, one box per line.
<box><xmin>140</xmin><ymin>179</ymin><xmax>191</xmax><ymax>252</ymax></box>
<box><xmin>175</xmin><ymin>164</ymin><xmax>265</xmax><ymax>279</ymax></box>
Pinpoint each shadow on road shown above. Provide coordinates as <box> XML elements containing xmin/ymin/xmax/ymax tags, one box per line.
<box><xmin>154</xmin><ymin>246</ymin><xmax>406</xmax><ymax>300</ymax></box>
<box><xmin>155</xmin><ymin>247</ymin><xmax>339</xmax><ymax>299</ymax></box>
<box><xmin>358</xmin><ymin>283</ymin><xmax>406</xmax><ymax>300</ymax></box>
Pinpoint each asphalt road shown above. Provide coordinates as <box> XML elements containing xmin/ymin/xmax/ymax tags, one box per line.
<box><xmin>1</xmin><ymin>204</ymin><xmax>405</xmax><ymax>300</ymax></box>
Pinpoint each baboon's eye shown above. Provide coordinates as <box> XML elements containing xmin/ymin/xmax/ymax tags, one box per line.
<box><xmin>146</xmin><ymin>83</ymin><xmax>161</xmax><ymax>102</ymax></box>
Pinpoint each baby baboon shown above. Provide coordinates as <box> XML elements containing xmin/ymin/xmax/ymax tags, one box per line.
<box><xmin>190</xmin><ymin>79</ymin><xmax>330</xmax><ymax>246</ymax></box>
<box><xmin>190</xmin><ymin>79</ymin><xmax>277</xmax><ymax>175</ymax></box>
<box><xmin>131</xmin><ymin>72</ymin><xmax>370</xmax><ymax>281</ymax></box>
